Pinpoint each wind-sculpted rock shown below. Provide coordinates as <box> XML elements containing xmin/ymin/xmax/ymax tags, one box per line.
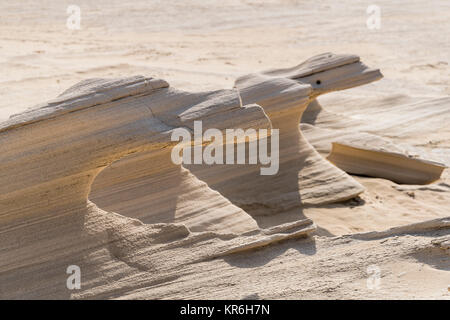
<box><xmin>0</xmin><ymin>76</ymin><xmax>275</xmax><ymax>233</ymax></box>
<box><xmin>300</xmin><ymin>123</ymin><xmax>447</xmax><ymax>184</ymax></box>
<box><xmin>0</xmin><ymin>55</ymin><xmax>447</xmax><ymax>300</ymax></box>
<box><xmin>187</xmin><ymin>53</ymin><xmax>383</xmax><ymax>227</ymax></box>
<box><xmin>0</xmin><ymin>74</ymin><xmax>320</xmax><ymax>298</ymax></box>
<box><xmin>327</xmin><ymin>142</ymin><xmax>446</xmax><ymax>184</ymax></box>
<box><xmin>0</xmin><ymin>76</ymin><xmax>295</xmax><ymax>293</ymax></box>
<box><xmin>258</xmin><ymin>52</ymin><xmax>383</xmax><ymax>97</ymax></box>
<box><xmin>87</xmin><ymin>53</ymin><xmax>383</xmax><ymax>230</ymax></box>
<box><xmin>300</xmin><ymin>91</ymin><xmax>449</xmax><ymax>184</ymax></box>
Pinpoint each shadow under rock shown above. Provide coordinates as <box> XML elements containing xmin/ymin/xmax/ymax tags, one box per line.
<box><xmin>223</xmin><ymin>237</ymin><xmax>317</xmax><ymax>269</ymax></box>
<box><xmin>408</xmin><ymin>246</ymin><xmax>450</xmax><ymax>271</ymax></box>
<box><xmin>308</xmin><ymin>196</ymin><xmax>366</xmax><ymax>209</ymax></box>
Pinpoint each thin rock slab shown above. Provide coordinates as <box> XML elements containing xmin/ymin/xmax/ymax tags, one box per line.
<box><xmin>327</xmin><ymin>142</ymin><xmax>447</xmax><ymax>185</ymax></box>
<box><xmin>301</xmin><ymin>98</ymin><xmax>448</xmax><ymax>183</ymax></box>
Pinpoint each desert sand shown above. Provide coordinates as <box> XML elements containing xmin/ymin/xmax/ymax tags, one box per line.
<box><xmin>0</xmin><ymin>0</ymin><xmax>449</xmax><ymax>299</ymax></box>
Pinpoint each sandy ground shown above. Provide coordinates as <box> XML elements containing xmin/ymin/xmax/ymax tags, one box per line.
<box><xmin>0</xmin><ymin>0</ymin><xmax>449</xmax><ymax>299</ymax></box>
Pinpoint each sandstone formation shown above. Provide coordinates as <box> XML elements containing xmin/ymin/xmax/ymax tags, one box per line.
<box><xmin>188</xmin><ymin>53</ymin><xmax>383</xmax><ymax>227</ymax></box>
<box><xmin>1</xmin><ymin>55</ymin><xmax>447</xmax><ymax>300</ymax></box>
<box><xmin>301</xmin><ymin>96</ymin><xmax>448</xmax><ymax>184</ymax></box>
<box><xmin>2</xmin><ymin>0</ymin><xmax>449</xmax><ymax>300</ymax></box>
<box><xmin>0</xmin><ymin>74</ymin><xmax>321</xmax><ymax>299</ymax></box>
<box><xmin>0</xmin><ymin>76</ymin><xmax>275</xmax><ymax>234</ymax></box>
<box><xmin>327</xmin><ymin>142</ymin><xmax>446</xmax><ymax>184</ymax></box>
<box><xmin>86</xmin><ymin>54</ymin><xmax>384</xmax><ymax>233</ymax></box>
<box><xmin>92</xmin><ymin>53</ymin><xmax>444</xmax><ymax>232</ymax></box>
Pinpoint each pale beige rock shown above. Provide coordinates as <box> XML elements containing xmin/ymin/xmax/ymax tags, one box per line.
<box><xmin>260</xmin><ymin>53</ymin><xmax>446</xmax><ymax>184</ymax></box>
<box><xmin>0</xmin><ymin>75</ymin><xmax>322</xmax><ymax>299</ymax></box>
<box><xmin>301</xmin><ymin>122</ymin><xmax>408</xmax><ymax>156</ymax></box>
<box><xmin>89</xmin><ymin>54</ymin><xmax>383</xmax><ymax>233</ymax></box>
<box><xmin>1</xmin><ymin>0</ymin><xmax>449</xmax><ymax>300</ymax></box>
<box><xmin>189</xmin><ymin>54</ymin><xmax>381</xmax><ymax>217</ymax></box>
<box><xmin>0</xmin><ymin>76</ymin><xmax>273</xmax><ymax>271</ymax></box>
<box><xmin>327</xmin><ymin>142</ymin><xmax>447</xmax><ymax>184</ymax></box>
<box><xmin>0</xmin><ymin>201</ymin><xmax>314</xmax><ymax>299</ymax></box>
<box><xmin>301</xmin><ymin>97</ymin><xmax>448</xmax><ymax>184</ymax></box>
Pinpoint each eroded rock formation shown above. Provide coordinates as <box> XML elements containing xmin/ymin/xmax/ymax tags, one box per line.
<box><xmin>0</xmin><ymin>74</ymin><xmax>318</xmax><ymax>298</ymax></box>
<box><xmin>188</xmin><ymin>53</ymin><xmax>383</xmax><ymax>227</ymax></box>
<box><xmin>1</xmin><ymin>54</ymin><xmax>447</xmax><ymax>299</ymax></box>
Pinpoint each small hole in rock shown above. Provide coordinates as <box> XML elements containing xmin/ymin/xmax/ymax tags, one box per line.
<box><xmin>316</xmin><ymin>80</ymin><xmax>321</xmax><ymax>85</ymax></box>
